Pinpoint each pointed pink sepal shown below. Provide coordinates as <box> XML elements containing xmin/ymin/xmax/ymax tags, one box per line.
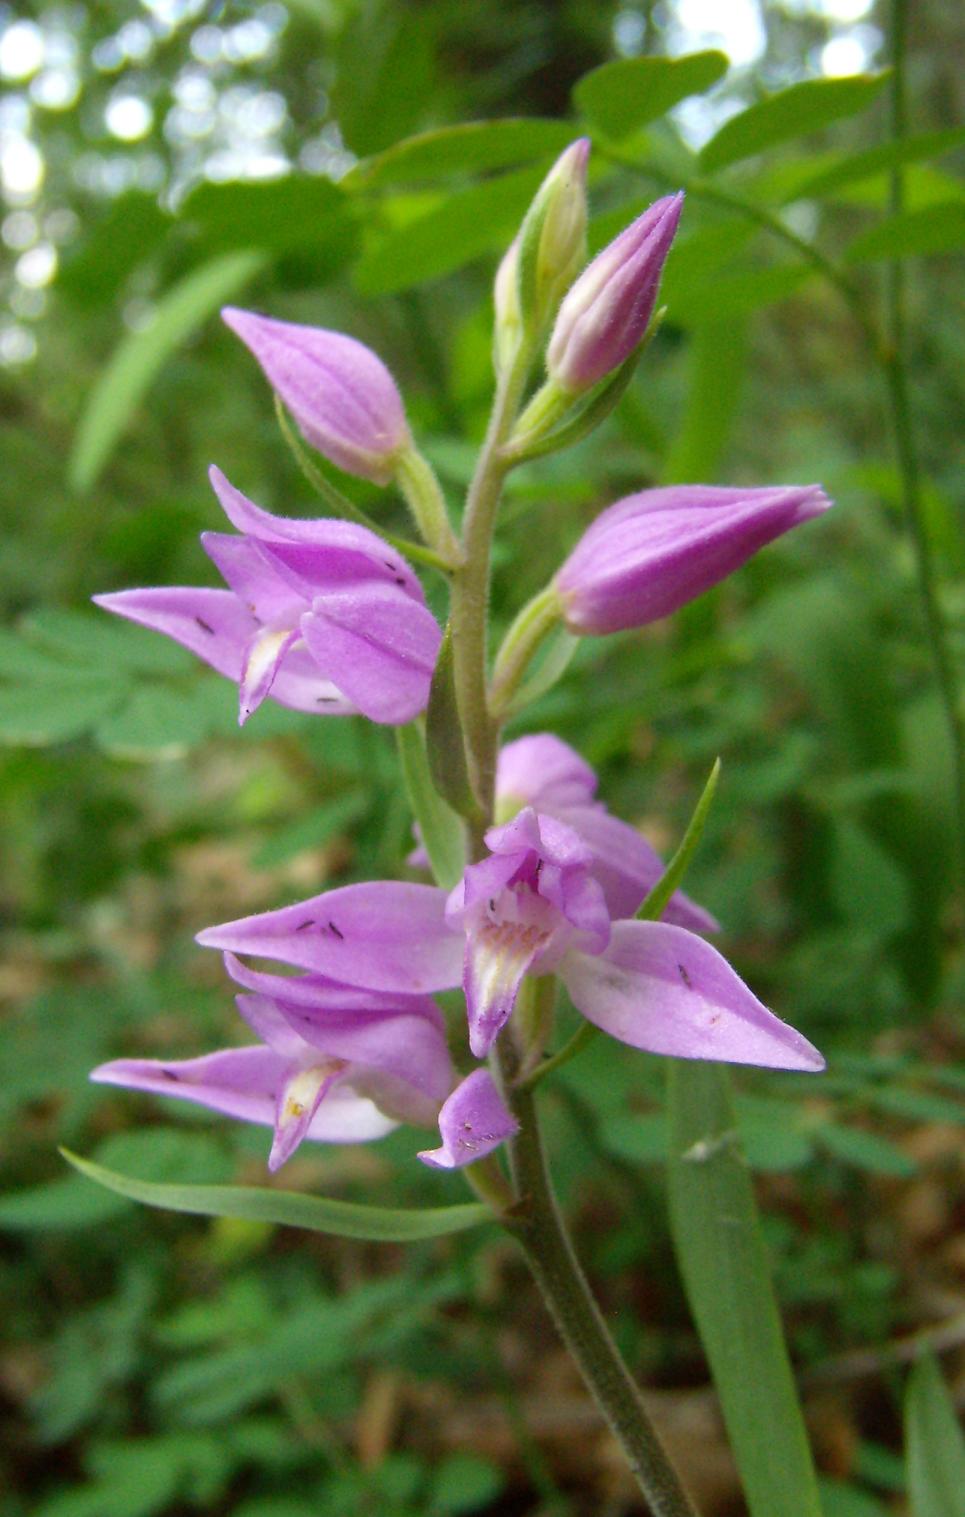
<box><xmin>197</xmin><ymin>881</ymin><xmax>463</xmax><ymax>995</ymax></box>
<box><xmin>562</xmin><ymin>920</ymin><xmax>825</xmax><ymax>1071</ymax></box>
<box><xmin>418</xmin><ymin>1069</ymin><xmax>518</xmax><ymax>1169</ymax></box>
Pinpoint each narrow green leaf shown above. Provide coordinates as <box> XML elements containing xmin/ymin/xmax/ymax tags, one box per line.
<box><xmin>770</xmin><ymin>125</ymin><xmax>965</xmax><ymax>204</ymax></box>
<box><xmin>906</xmin><ymin>1354</ymin><xmax>965</xmax><ymax>1517</ymax></box>
<box><xmin>69</xmin><ymin>249</ymin><xmax>267</xmax><ymax>493</ymax></box>
<box><xmin>425</xmin><ymin>624</ymin><xmax>478</xmax><ymax>820</ymax></box>
<box><xmin>845</xmin><ymin>202</ymin><xmax>965</xmax><ymax>263</ymax></box>
<box><xmin>508</xmin><ymin>345</ymin><xmax>644</xmax><ymax>462</ymax></box>
<box><xmin>573</xmin><ymin>51</ymin><xmax>728</xmax><ymax>139</ymax></box>
<box><xmin>396</xmin><ymin>722</ymin><xmax>466</xmax><ymax>889</ymax></box>
<box><xmin>61</xmin><ymin>1150</ymin><xmax>492</xmax><ymax>1242</ymax></box>
<box><xmin>345</xmin><ymin>118</ymin><xmax>576</xmax><ymax>189</ymax></box>
<box><xmin>667</xmin><ymin>1061</ymin><xmax>823</xmax><ymax>1517</ymax></box>
<box><xmin>699</xmin><ymin>73</ymin><xmax>890</xmax><ymax>174</ymax></box>
<box><xmin>508</xmin><ymin>627</ymin><xmax>580</xmax><ymax>714</ymax></box>
<box><xmin>637</xmin><ymin>758</ymin><xmax>720</xmax><ymax>921</ymax></box>
<box><xmin>354</xmin><ymin>165</ymin><xmax>544</xmax><ymax>295</ymax></box>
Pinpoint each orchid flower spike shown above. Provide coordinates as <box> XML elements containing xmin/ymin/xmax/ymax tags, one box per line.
<box><xmin>546</xmin><ymin>192</ymin><xmax>683</xmax><ymax>394</ymax></box>
<box><xmin>93</xmin><ymin>958</ymin><xmax>455</xmax><ymax>1172</ymax></box>
<box><xmin>554</xmin><ymin>483</ymin><xmax>832</xmax><ymax>634</ymax></box>
<box><xmin>199</xmin><ymin>806</ymin><xmax>825</xmax><ymax>1128</ymax></box>
<box><xmin>95</xmin><ymin>467</ymin><xmax>441</xmax><ymax>726</ymax></box>
<box><xmin>222</xmin><ymin>308</ymin><xmax>411</xmax><ymax>485</ymax></box>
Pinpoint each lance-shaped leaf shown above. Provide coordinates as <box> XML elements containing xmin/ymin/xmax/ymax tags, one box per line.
<box><xmin>667</xmin><ymin>1062</ymin><xmax>823</xmax><ymax>1517</ymax></box>
<box><xmin>426</xmin><ymin>624</ymin><xmax>479</xmax><ymax>819</ymax></box>
<box><xmin>905</xmin><ymin>1353</ymin><xmax>965</xmax><ymax>1517</ymax></box>
<box><xmin>61</xmin><ymin>1150</ymin><xmax>492</xmax><ymax>1242</ymax></box>
<box><xmin>396</xmin><ymin>721</ymin><xmax>466</xmax><ymax>890</ymax></box>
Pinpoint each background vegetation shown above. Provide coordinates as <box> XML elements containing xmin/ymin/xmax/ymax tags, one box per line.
<box><xmin>1</xmin><ymin>2</ymin><xmax>962</xmax><ymax>1514</ymax></box>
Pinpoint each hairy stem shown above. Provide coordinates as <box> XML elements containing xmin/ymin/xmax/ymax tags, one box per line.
<box><xmin>496</xmin><ymin>1037</ymin><xmax>700</xmax><ymax>1517</ymax></box>
<box><xmin>450</xmin><ymin>336</ymin><xmax>698</xmax><ymax>1513</ymax></box>
<box><xmin>449</xmin><ymin>354</ymin><xmax>529</xmax><ymax>833</ymax></box>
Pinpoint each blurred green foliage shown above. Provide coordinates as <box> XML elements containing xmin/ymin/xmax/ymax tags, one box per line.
<box><xmin>1</xmin><ymin>2</ymin><xmax>963</xmax><ymax>1514</ymax></box>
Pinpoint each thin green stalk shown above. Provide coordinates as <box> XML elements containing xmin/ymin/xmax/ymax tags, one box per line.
<box><xmin>448</xmin><ymin>351</ymin><xmax>530</xmax><ymax>830</ymax></box>
<box><xmin>274</xmin><ymin>396</ymin><xmax>452</xmax><ymax>574</ymax></box>
<box><xmin>490</xmin><ymin>585</ymin><xmax>564</xmax><ymax>717</ymax></box>
<box><xmin>885</xmin><ymin>0</ymin><xmax>965</xmax><ymax>890</ymax></box>
<box><xmin>449</xmin><ymin>333</ymin><xmax>699</xmax><ymax>1514</ymax></box>
<box><xmin>496</xmin><ymin>1037</ymin><xmax>700</xmax><ymax>1517</ymax></box>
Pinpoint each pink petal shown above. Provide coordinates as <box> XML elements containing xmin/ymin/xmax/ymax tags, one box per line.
<box><xmin>91</xmin><ymin>1047</ymin><xmax>397</xmax><ymax>1143</ymax></box>
<box><xmin>496</xmin><ymin>734</ymin><xmax>598</xmax><ymax>812</ymax></box>
<box><xmin>561</xmin><ymin>920</ymin><xmax>825</xmax><ymax>1071</ymax></box>
<box><xmin>555</xmin><ymin>803</ymin><xmax>719</xmax><ymax>932</ymax></box>
<box><xmin>197</xmin><ymin>882</ymin><xmax>463</xmax><ymax>994</ymax></box>
<box><xmin>300</xmin><ymin>584</ymin><xmax>440</xmax><ymax>725</ymax></box>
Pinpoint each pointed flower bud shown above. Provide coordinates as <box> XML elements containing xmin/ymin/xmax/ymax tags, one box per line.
<box><xmin>546</xmin><ymin>192</ymin><xmax>683</xmax><ymax>394</ymax></box>
<box><xmin>554</xmin><ymin>483</ymin><xmax>832</xmax><ymax>634</ymax></box>
<box><xmin>222</xmin><ymin>307</ymin><xmax>411</xmax><ymax>485</ymax></box>
<box><xmin>496</xmin><ymin>138</ymin><xmax>589</xmax><ymax>370</ymax></box>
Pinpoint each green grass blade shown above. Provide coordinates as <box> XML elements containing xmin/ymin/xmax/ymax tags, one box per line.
<box><xmin>905</xmin><ymin>1353</ymin><xmax>965</xmax><ymax>1517</ymax></box>
<box><xmin>667</xmin><ymin>1062</ymin><xmax>823</xmax><ymax>1517</ymax></box>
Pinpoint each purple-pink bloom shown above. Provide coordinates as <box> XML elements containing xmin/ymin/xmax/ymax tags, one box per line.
<box><xmin>92</xmin><ymin>957</ymin><xmax>454</xmax><ymax>1172</ymax></box>
<box><xmin>497</xmin><ymin>734</ymin><xmax>717</xmax><ymax>931</ymax></box>
<box><xmin>447</xmin><ymin>808</ymin><xmax>611</xmax><ymax>1056</ymax></box>
<box><xmin>546</xmin><ymin>192</ymin><xmax>683</xmax><ymax>393</ymax></box>
<box><xmin>222</xmin><ymin>307</ymin><xmax>411</xmax><ymax>485</ymax></box>
<box><xmin>555</xmin><ymin>484</ymin><xmax>831</xmax><ymax>635</ymax></box>
<box><xmin>418</xmin><ymin>1070</ymin><xmax>518</xmax><ymax>1170</ymax></box>
<box><xmin>94</xmin><ymin>467</ymin><xmax>441</xmax><ymax>726</ymax></box>
<box><xmin>200</xmin><ymin>806</ymin><xmax>824</xmax><ymax>1075</ymax></box>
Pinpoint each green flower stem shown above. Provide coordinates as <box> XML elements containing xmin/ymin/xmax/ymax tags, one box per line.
<box><xmin>449</xmin><ymin>349</ymin><xmax>531</xmax><ymax>831</ymax></box>
<box><xmin>395</xmin><ymin>446</ymin><xmax>464</xmax><ymax>568</ymax></box>
<box><xmin>449</xmin><ymin>334</ymin><xmax>699</xmax><ymax>1517</ymax></box>
<box><xmin>496</xmin><ymin>1036</ymin><xmax>700</xmax><ymax>1517</ymax></box>
<box><xmin>274</xmin><ymin>397</ymin><xmax>453</xmax><ymax>574</ymax></box>
<box><xmin>490</xmin><ymin>585</ymin><xmax>565</xmax><ymax>718</ymax></box>
<box><xmin>885</xmin><ymin>0</ymin><xmax>965</xmax><ymax>890</ymax></box>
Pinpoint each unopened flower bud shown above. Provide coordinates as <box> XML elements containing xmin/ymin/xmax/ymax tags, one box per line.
<box><xmin>496</xmin><ymin>138</ymin><xmax>589</xmax><ymax>371</ymax></box>
<box><xmin>547</xmin><ymin>192</ymin><xmax>683</xmax><ymax>394</ymax></box>
<box><xmin>222</xmin><ymin>307</ymin><xmax>411</xmax><ymax>485</ymax></box>
<box><xmin>555</xmin><ymin>483</ymin><xmax>832</xmax><ymax>634</ymax></box>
